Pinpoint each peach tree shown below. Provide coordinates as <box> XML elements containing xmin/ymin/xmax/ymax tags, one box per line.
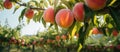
<box><xmin>0</xmin><ymin>0</ymin><xmax>120</xmax><ymax>51</ymax></box>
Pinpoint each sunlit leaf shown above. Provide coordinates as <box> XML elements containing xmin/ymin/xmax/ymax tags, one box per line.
<box><xmin>93</xmin><ymin>15</ymin><xmax>99</xmax><ymax>27</ymax></box>
<box><xmin>37</xmin><ymin>12</ymin><xmax>43</xmax><ymax>22</ymax></box>
<box><xmin>71</xmin><ymin>22</ymin><xmax>82</xmax><ymax>39</ymax></box>
<box><xmin>27</xmin><ymin>18</ymin><xmax>30</xmax><ymax>24</ymax></box>
<box><xmin>68</xmin><ymin>21</ymin><xmax>76</xmax><ymax>39</ymax></box>
<box><xmin>61</xmin><ymin>0</ymin><xmax>71</xmax><ymax>9</ymax></box>
<box><xmin>43</xmin><ymin>0</ymin><xmax>49</xmax><ymax>8</ymax></box>
<box><xmin>33</xmin><ymin>13</ymin><xmax>37</xmax><ymax>22</ymax></box>
<box><xmin>30</xmin><ymin>0</ymin><xmax>38</xmax><ymax>7</ymax></box>
<box><xmin>108</xmin><ymin>23</ymin><xmax>113</xmax><ymax>28</ymax></box>
<box><xmin>77</xmin><ymin>44</ymin><xmax>82</xmax><ymax>52</ymax></box>
<box><xmin>13</xmin><ymin>5</ymin><xmax>20</xmax><ymax>14</ymax></box>
<box><xmin>108</xmin><ymin>0</ymin><xmax>117</xmax><ymax>6</ymax></box>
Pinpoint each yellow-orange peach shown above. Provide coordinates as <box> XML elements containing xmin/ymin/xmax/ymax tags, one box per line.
<box><xmin>43</xmin><ymin>7</ymin><xmax>55</xmax><ymax>24</ymax></box>
<box><xmin>73</xmin><ymin>2</ymin><xmax>84</xmax><ymax>22</ymax></box>
<box><xmin>85</xmin><ymin>0</ymin><xmax>106</xmax><ymax>10</ymax></box>
<box><xmin>55</xmin><ymin>9</ymin><xmax>74</xmax><ymax>28</ymax></box>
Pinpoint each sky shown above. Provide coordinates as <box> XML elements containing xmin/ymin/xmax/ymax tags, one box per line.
<box><xmin>0</xmin><ymin>0</ymin><xmax>46</xmax><ymax>36</ymax></box>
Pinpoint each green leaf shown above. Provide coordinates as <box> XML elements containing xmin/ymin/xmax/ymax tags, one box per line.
<box><xmin>33</xmin><ymin>12</ymin><xmax>43</xmax><ymax>22</ymax></box>
<box><xmin>93</xmin><ymin>15</ymin><xmax>99</xmax><ymax>27</ymax></box>
<box><xmin>106</xmin><ymin>0</ymin><xmax>114</xmax><ymax>6</ymax></box>
<box><xmin>0</xmin><ymin>2</ymin><xmax>4</xmax><ymax>10</ymax></box>
<box><xmin>55</xmin><ymin>5</ymin><xmax>66</xmax><ymax>14</ymax></box>
<box><xmin>33</xmin><ymin>13</ymin><xmax>37</xmax><ymax>22</ymax></box>
<box><xmin>48</xmin><ymin>24</ymin><xmax>53</xmax><ymax>29</ymax></box>
<box><xmin>18</xmin><ymin>8</ymin><xmax>26</xmax><ymax>22</ymax></box>
<box><xmin>27</xmin><ymin>19</ymin><xmax>30</xmax><ymax>24</ymax></box>
<box><xmin>37</xmin><ymin>12</ymin><xmax>43</xmax><ymax>22</ymax></box>
<box><xmin>77</xmin><ymin>44</ymin><xmax>83</xmax><ymax>52</ymax></box>
<box><xmin>67</xmin><ymin>21</ymin><xmax>76</xmax><ymax>38</ymax></box>
<box><xmin>31</xmin><ymin>0</ymin><xmax>38</xmax><ymax>7</ymax></box>
<box><xmin>109</xmin><ymin>7</ymin><xmax>120</xmax><ymax>30</ymax></box>
<box><xmin>68</xmin><ymin>21</ymin><xmax>82</xmax><ymax>39</ymax></box>
<box><xmin>43</xmin><ymin>0</ymin><xmax>49</xmax><ymax>7</ymax></box>
<box><xmin>54</xmin><ymin>23</ymin><xmax>59</xmax><ymax>33</ymax></box>
<box><xmin>48</xmin><ymin>0</ymin><xmax>54</xmax><ymax>5</ymax></box>
<box><xmin>41</xmin><ymin>18</ymin><xmax>46</xmax><ymax>28</ymax></box>
<box><xmin>61</xmin><ymin>0</ymin><xmax>71</xmax><ymax>9</ymax></box>
<box><xmin>84</xmin><ymin>4</ymin><xmax>94</xmax><ymax>23</ymax></box>
<box><xmin>107</xmin><ymin>0</ymin><xmax>120</xmax><ymax>7</ymax></box>
<box><xmin>13</xmin><ymin>5</ymin><xmax>20</xmax><ymax>14</ymax></box>
<box><xmin>78</xmin><ymin>22</ymin><xmax>89</xmax><ymax>45</ymax></box>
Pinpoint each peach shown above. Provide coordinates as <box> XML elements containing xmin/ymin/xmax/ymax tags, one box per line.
<box><xmin>40</xmin><ymin>38</ymin><xmax>44</xmax><ymax>42</ymax></box>
<box><xmin>43</xmin><ymin>7</ymin><xmax>55</xmax><ymax>24</ymax></box>
<box><xmin>11</xmin><ymin>36</ymin><xmax>15</xmax><ymax>41</ymax></box>
<box><xmin>32</xmin><ymin>40</ymin><xmax>37</xmax><ymax>45</ymax></box>
<box><xmin>84</xmin><ymin>0</ymin><xmax>107</xmax><ymax>10</ymax></box>
<box><xmin>92</xmin><ymin>28</ymin><xmax>100</xmax><ymax>34</ymax></box>
<box><xmin>61</xmin><ymin>35</ymin><xmax>67</xmax><ymax>40</ymax></box>
<box><xmin>17</xmin><ymin>39</ymin><xmax>21</xmax><ymax>43</ymax></box>
<box><xmin>3</xmin><ymin>0</ymin><xmax>12</xmax><ymax>9</ymax></box>
<box><xmin>25</xmin><ymin>9</ymin><xmax>34</xmax><ymax>19</ymax></box>
<box><xmin>55</xmin><ymin>35</ymin><xmax>61</xmax><ymax>41</ymax></box>
<box><xmin>112</xmin><ymin>29</ymin><xmax>118</xmax><ymax>36</ymax></box>
<box><xmin>55</xmin><ymin>9</ymin><xmax>74</xmax><ymax>28</ymax></box>
<box><xmin>47</xmin><ymin>39</ymin><xmax>52</xmax><ymax>43</ymax></box>
<box><xmin>73</xmin><ymin>2</ymin><xmax>84</xmax><ymax>22</ymax></box>
<box><xmin>21</xmin><ymin>41</ymin><xmax>25</xmax><ymax>46</ymax></box>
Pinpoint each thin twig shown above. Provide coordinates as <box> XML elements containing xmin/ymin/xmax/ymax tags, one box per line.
<box><xmin>14</xmin><ymin>1</ymin><xmax>45</xmax><ymax>10</ymax></box>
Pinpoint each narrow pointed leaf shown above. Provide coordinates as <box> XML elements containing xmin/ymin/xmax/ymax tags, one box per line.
<box><xmin>42</xmin><ymin>18</ymin><xmax>46</xmax><ymax>28</ymax></box>
<box><xmin>18</xmin><ymin>8</ymin><xmax>26</xmax><ymax>22</ymax></box>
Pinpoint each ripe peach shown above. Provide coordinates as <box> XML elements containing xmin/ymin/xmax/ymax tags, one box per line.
<box><xmin>73</xmin><ymin>2</ymin><xmax>84</xmax><ymax>22</ymax></box>
<box><xmin>25</xmin><ymin>9</ymin><xmax>34</xmax><ymax>19</ymax></box>
<box><xmin>92</xmin><ymin>28</ymin><xmax>100</xmax><ymax>34</ymax></box>
<box><xmin>21</xmin><ymin>39</ymin><xmax>25</xmax><ymax>42</ymax></box>
<box><xmin>17</xmin><ymin>39</ymin><xmax>21</xmax><ymax>43</ymax></box>
<box><xmin>43</xmin><ymin>7</ymin><xmax>55</xmax><ymax>24</ymax></box>
<box><xmin>112</xmin><ymin>29</ymin><xmax>118</xmax><ymax>36</ymax></box>
<box><xmin>3</xmin><ymin>0</ymin><xmax>12</xmax><ymax>9</ymax></box>
<box><xmin>55</xmin><ymin>35</ymin><xmax>61</xmax><ymax>41</ymax></box>
<box><xmin>32</xmin><ymin>40</ymin><xmax>37</xmax><ymax>45</ymax></box>
<box><xmin>21</xmin><ymin>41</ymin><xmax>25</xmax><ymax>46</ymax></box>
<box><xmin>47</xmin><ymin>39</ymin><xmax>52</xmax><ymax>43</ymax></box>
<box><xmin>52</xmin><ymin>40</ymin><xmax>55</xmax><ymax>44</ymax></box>
<box><xmin>40</xmin><ymin>38</ymin><xmax>44</xmax><ymax>42</ymax></box>
<box><xmin>11</xmin><ymin>36</ymin><xmax>15</xmax><ymax>41</ymax></box>
<box><xmin>84</xmin><ymin>0</ymin><xmax>107</xmax><ymax>10</ymax></box>
<box><xmin>55</xmin><ymin>9</ymin><xmax>74</xmax><ymax>28</ymax></box>
<box><xmin>61</xmin><ymin>35</ymin><xmax>67</xmax><ymax>40</ymax></box>
<box><xmin>13</xmin><ymin>39</ymin><xmax>17</xmax><ymax>44</ymax></box>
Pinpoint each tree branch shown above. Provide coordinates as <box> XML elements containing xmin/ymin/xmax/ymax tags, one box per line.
<box><xmin>14</xmin><ymin>1</ymin><xmax>45</xmax><ymax>10</ymax></box>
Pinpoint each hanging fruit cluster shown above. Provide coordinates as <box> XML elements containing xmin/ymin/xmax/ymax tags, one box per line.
<box><xmin>1</xmin><ymin>0</ymin><xmax>120</xmax><ymax>51</ymax></box>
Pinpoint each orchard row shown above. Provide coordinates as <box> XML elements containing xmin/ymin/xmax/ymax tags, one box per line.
<box><xmin>0</xmin><ymin>27</ymin><xmax>118</xmax><ymax>47</ymax></box>
<box><xmin>0</xmin><ymin>34</ymin><xmax>79</xmax><ymax>47</ymax></box>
